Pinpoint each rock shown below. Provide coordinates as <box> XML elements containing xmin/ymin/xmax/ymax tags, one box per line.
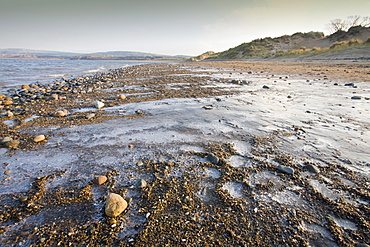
<box><xmin>54</xmin><ymin>109</ymin><xmax>68</xmax><ymax>117</ymax></box>
<box><xmin>5</xmin><ymin>140</ymin><xmax>20</xmax><ymax>149</ymax></box>
<box><xmin>94</xmin><ymin>175</ymin><xmax>107</xmax><ymax>185</ymax></box>
<box><xmin>51</xmin><ymin>94</ymin><xmax>59</xmax><ymax>100</ymax></box>
<box><xmin>345</xmin><ymin>83</ymin><xmax>355</xmax><ymax>87</ymax></box>
<box><xmin>207</xmin><ymin>153</ymin><xmax>219</xmax><ymax>165</ymax></box>
<box><xmin>1</xmin><ymin>136</ymin><xmax>13</xmax><ymax>144</ymax></box>
<box><xmin>105</xmin><ymin>193</ymin><xmax>128</xmax><ymax>217</ymax></box>
<box><xmin>262</xmin><ymin>85</ymin><xmax>270</xmax><ymax>89</ymax></box>
<box><xmin>119</xmin><ymin>94</ymin><xmax>127</xmax><ymax>100</ymax></box>
<box><xmin>34</xmin><ymin>135</ymin><xmax>46</xmax><ymax>143</ymax></box>
<box><xmin>4</xmin><ymin>170</ymin><xmax>11</xmax><ymax>175</ymax></box>
<box><xmin>19</xmin><ymin>196</ymin><xmax>28</xmax><ymax>203</ymax></box>
<box><xmin>95</xmin><ymin>101</ymin><xmax>104</xmax><ymax>109</ymax></box>
<box><xmin>135</xmin><ymin>110</ymin><xmax>144</xmax><ymax>114</ymax></box>
<box><xmin>21</xmin><ymin>85</ymin><xmax>30</xmax><ymax>90</ymax></box>
<box><xmin>136</xmin><ymin>161</ymin><xmax>144</xmax><ymax>166</ymax></box>
<box><xmin>86</xmin><ymin>113</ymin><xmax>95</xmax><ymax>119</ymax></box>
<box><xmin>6</xmin><ymin>111</ymin><xmax>14</xmax><ymax>117</ymax></box>
<box><xmin>276</xmin><ymin>165</ymin><xmax>294</xmax><ymax>174</ymax></box>
<box><xmin>136</xmin><ymin>178</ymin><xmax>147</xmax><ymax>189</ymax></box>
<box><xmin>305</xmin><ymin>163</ymin><xmax>320</xmax><ymax>174</ymax></box>
<box><xmin>351</xmin><ymin>96</ymin><xmax>362</xmax><ymax>100</ymax></box>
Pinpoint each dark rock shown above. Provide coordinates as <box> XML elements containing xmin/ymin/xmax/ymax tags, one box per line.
<box><xmin>305</xmin><ymin>163</ymin><xmax>320</xmax><ymax>174</ymax></box>
<box><xmin>351</xmin><ymin>96</ymin><xmax>362</xmax><ymax>100</ymax></box>
<box><xmin>262</xmin><ymin>85</ymin><xmax>270</xmax><ymax>89</ymax></box>
<box><xmin>207</xmin><ymin>153</ymin><xmax>219</xmax><ymax>165</ymax></box>
<box><xmin>276</xmin><ymin>165</ymin><xmax>294</xmax><ymax>174</ymax></box>
<box><xmin>345</xmin><ymin>83</ymin><xmax>355</xmax><ymax>87</ymax></box>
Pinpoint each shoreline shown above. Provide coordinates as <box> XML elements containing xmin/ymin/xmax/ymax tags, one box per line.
<box><xmin>1</xmin><ymin>61</ymin><xmax>369</xmax><ymax>246</ymax></box>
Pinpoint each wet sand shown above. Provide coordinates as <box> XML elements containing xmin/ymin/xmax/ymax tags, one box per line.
<box><xmin>0</xmin><ymin>60</ymin><xmax>369</xmax><ymax>246</ymax></box>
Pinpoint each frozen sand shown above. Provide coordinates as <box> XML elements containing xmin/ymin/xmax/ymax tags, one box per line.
<box><xmin>1</xmin><ymin>61</ymin><xmax>369</xmax><ymax>246</ymax></box>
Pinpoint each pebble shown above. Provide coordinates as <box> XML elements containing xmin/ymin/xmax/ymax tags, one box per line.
<box><xmin>86</xmin><ymin>113</ymin><xmax>95</xmax><ymax>119</ymax></box>
<box><xmin>95</xmin><ymin>101</ymin><xmax>104</xmax><ymax>109</ymax></box>
<box><xmin>351</xmin><ymin>96</ymin><xmax>362</xmax><ymax>100</ymax></box>
<box><xmin>305</xmin><ymin>163</ymin><xmax>320</xmax><ymax>173</ymax></box>
<box><xmin>1</xmin><ymin>136</ymin><xmax>13</xmax><ymax>144</ymax></box>
<box><xmin>136</xmin><ymin>161</ymin><xmax>144</xmax><ymax>166</ymax></box>
<box><xmin>21</xmin><ymin>85</ymin><xmax>30</xmax><ymax>90</ymax></box>
<box><xmin>207</xmin><ymin>153</ymin><xmax>219</xmax><ymax>165</ymax></box>
<box><xmin>54</xmin><ymin>109</ymin><xmax>68</xmax><ymax>117</ymax></box>
<box><xmin>262</xmin><ymin>85</ymin><xmax>270</xmax><ymax>89</ymax></box>
<box><xmin>136</xmin><ymin>178</ymin><xmax>147</xmax><ymax>189</ymax></box>
<box><xmin>51</xmin><ymin>94</ymin><xmax>59</xmax><ymax>100</ymax></box>
<box><xmin>276</xmin><ymin>165</ymin><xmax>294</xmax><ymax>174</ymax></box>
<box><xmin>19</xmin><ymin>196</ymin><xmax>28</xmax><ymax>203</ymax></box>
<box><xmin>94</xmin><ymin>175</ymin><xmax>108</xmax><ymax>185</ymax></box>
<box><xmin>4</xmin><ymin>170</ymin><xmax>11</xmax><ymax>175</ymax></box>
<box><xmin>34</xmin><ymin>135</ymin><xmax>46</xmax><ymax>143</ymax></box>
<box><xmin>119</xmin><ymin>94</ymin><xmax>127</xmax><ymax>100</ymax></box>
<box><xmin>105</xmin><ymin>193</ymin><xmax>128</xmax><ymax>217</ymax></box>
<box><xmin>345</xmin><ymin>83</ymin><xmax>355</xmax><ymax>87</ymax></box>
<box><xmin>5</xmin><ymin>140</ymin><xmax>20</xmax><ymax>149</ymax></box>
<box><xmin>6</xmin><ymin>111</ymin><xmax>14</xmax><ymax>117</ymax></box>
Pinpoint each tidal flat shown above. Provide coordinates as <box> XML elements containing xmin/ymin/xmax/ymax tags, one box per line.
<box><xmin>1</xmin><ymin>61</ymin><xmax>369</xmax><ymax>246</ymax></box>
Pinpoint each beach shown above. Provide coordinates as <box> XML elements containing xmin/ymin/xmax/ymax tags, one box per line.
<box><xmin>1</xmin><ymin>60</ymin><xmax>369</xmax><ymax>246</ymax></box>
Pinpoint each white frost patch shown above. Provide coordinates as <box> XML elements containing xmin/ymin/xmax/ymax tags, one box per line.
<box><xmin>270</xmin><ymin>190</ymin><xmax>307</xmax><ymax>208</ymax></box>
<box><xmin>300</xmin><ymin>222</ymin><xmax>334</xmax><ymax>240</ymax></box>
<box><xmin>222</xmin><ymin>182</ymin><xmax>244</xmax><ymax>198</ymax></box>
<box><xmin>332</xmin><ymin>216</ymin><xmax>358</xmax><ymax>231</ymax></box>
<box><xmin>227</xmin><ymin>155</ymin><xmax>252</xmax><ymax>168</ymax></box>
<box><xmin>204</xmin><ymin>167</ymin><xmax>221</xmax><ymax>179</ymax></box>
<box><xmin>308</xmin><ymin>179</ymin><xmax>340</xmax><ymax>200</ymax></box>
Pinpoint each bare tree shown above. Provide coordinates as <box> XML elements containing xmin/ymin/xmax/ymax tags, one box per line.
<box><xmin>326</xmin><ymin>16</ymin><xmax>370</xmax><ymax>34</ymax></box>
<box><xmin>326</xmin><ymin>19</ymin><xmax>349</xmax><ymax>33</ymax></box>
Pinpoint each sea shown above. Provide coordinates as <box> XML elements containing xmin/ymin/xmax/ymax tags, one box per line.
<box><xmin>0</xmin><ymin>59</ymin><xmax>153</xmax><ymax>94</ymax></box>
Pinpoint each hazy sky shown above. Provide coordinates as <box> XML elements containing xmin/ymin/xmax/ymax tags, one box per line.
<box><xmin>1</xmin><ymin>0</ymin><xmax>369</xmax><ymax>55</ymax></box>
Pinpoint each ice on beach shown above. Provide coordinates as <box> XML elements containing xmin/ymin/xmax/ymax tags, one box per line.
<box><xmin>332</xmin><ymin>216</ymin><xmax>358</xmax><ymax>231</ymax></box>
<box><xmin>222</xmin><ymin>182</ymin><xmax>244</xmax><ymax>199</ymax></box>
<box><xmin>204</xmin><ymin>167</ymin><xmax>221</xmax><ymax>179</ymax></box>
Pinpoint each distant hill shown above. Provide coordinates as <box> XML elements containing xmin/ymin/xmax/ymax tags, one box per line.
<box><xmin>0</xmin><ymin>49</ymin><xmax>189</xmax><ymax>60</ymax></box>
<box><xmin>192</xmin><ymin>26</ymin><xmax>370</xmax><ymax>61</ymax></box>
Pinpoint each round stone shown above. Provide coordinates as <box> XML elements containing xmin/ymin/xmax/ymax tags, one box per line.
<box><xmin>119</xmin><ymin>94</ymin><xmax>127</xmax><ymax>100</ymax></box>
<box><xmin>105</xmin><ymin>193</ymin><xmax>128</xmax><ymax>217</ymax></box>
<box><xmin>34</xmin><ymin>135</ymin><xmax>46</xmax><ymax>143</ymax></box>
<box><xmin>95</xmin><ymin>175</ymin><xmax>108</xmax><ymax>185</ymax></box>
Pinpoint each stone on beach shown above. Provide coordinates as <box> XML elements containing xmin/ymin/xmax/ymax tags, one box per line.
<box><xmin>5</xmin><ymin>140</ymin><xmax>20</xmax><ymax>149</ymax></box>
<box><xmin>276</xmin><ymin>165</ymin><xmax>294</xmax><ymax>174</ymax></box>
<box><xmin>136</xmin><ymin>178</ymin><xmax>147</xmax><ymax>189</ymax></box>
<box><xmin>305</xmin><ymin>163</ymin><xmax>320</xmax><ymax>174</ymax></box>
<box><xmin>34</xmin><ymin>135</ymin><xmax>46</xmax><ymax>143</ymax></box>
<box><xmin>105</xmin><ymin>193</ymin><xmax>128</xmax><ymax>217</ymax></box>
<box><xmin>94</xmin><ymin>175</ymin><xmax>108</xmax><ymax>185</ymax></box>
<box><xmin>21</xmin><ymin>85</ymin><xmax>30</xmax><ymax>90</ymax></box>
<box><xmin>54</xmin><ymin>109</ymin><xmax>68</xmax><ymax>117</ymax></box>
<box><xmin>86</xmin><ymin>113</ymin><xmax>95</xmax><ymax>119</ymax></box>
<box><xmin>119</xmin><ymin>94</ymin><xmax>127</xmax><ymax>100</ymax></box>
<box><xmin>207</xmin><ymin>153</ymin><xmax>219</xmax><ymax>165</ymax></box>
<box><xmin>95</xmin><ymin>101</ymin><xmax>105</xmax><ymax>109</ymax></box>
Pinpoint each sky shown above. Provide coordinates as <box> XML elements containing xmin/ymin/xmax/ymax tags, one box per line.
<box><xmin>1</xmin><ymin>0</ymin><xmax>369</xmax><ymax>56</ymax></box>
